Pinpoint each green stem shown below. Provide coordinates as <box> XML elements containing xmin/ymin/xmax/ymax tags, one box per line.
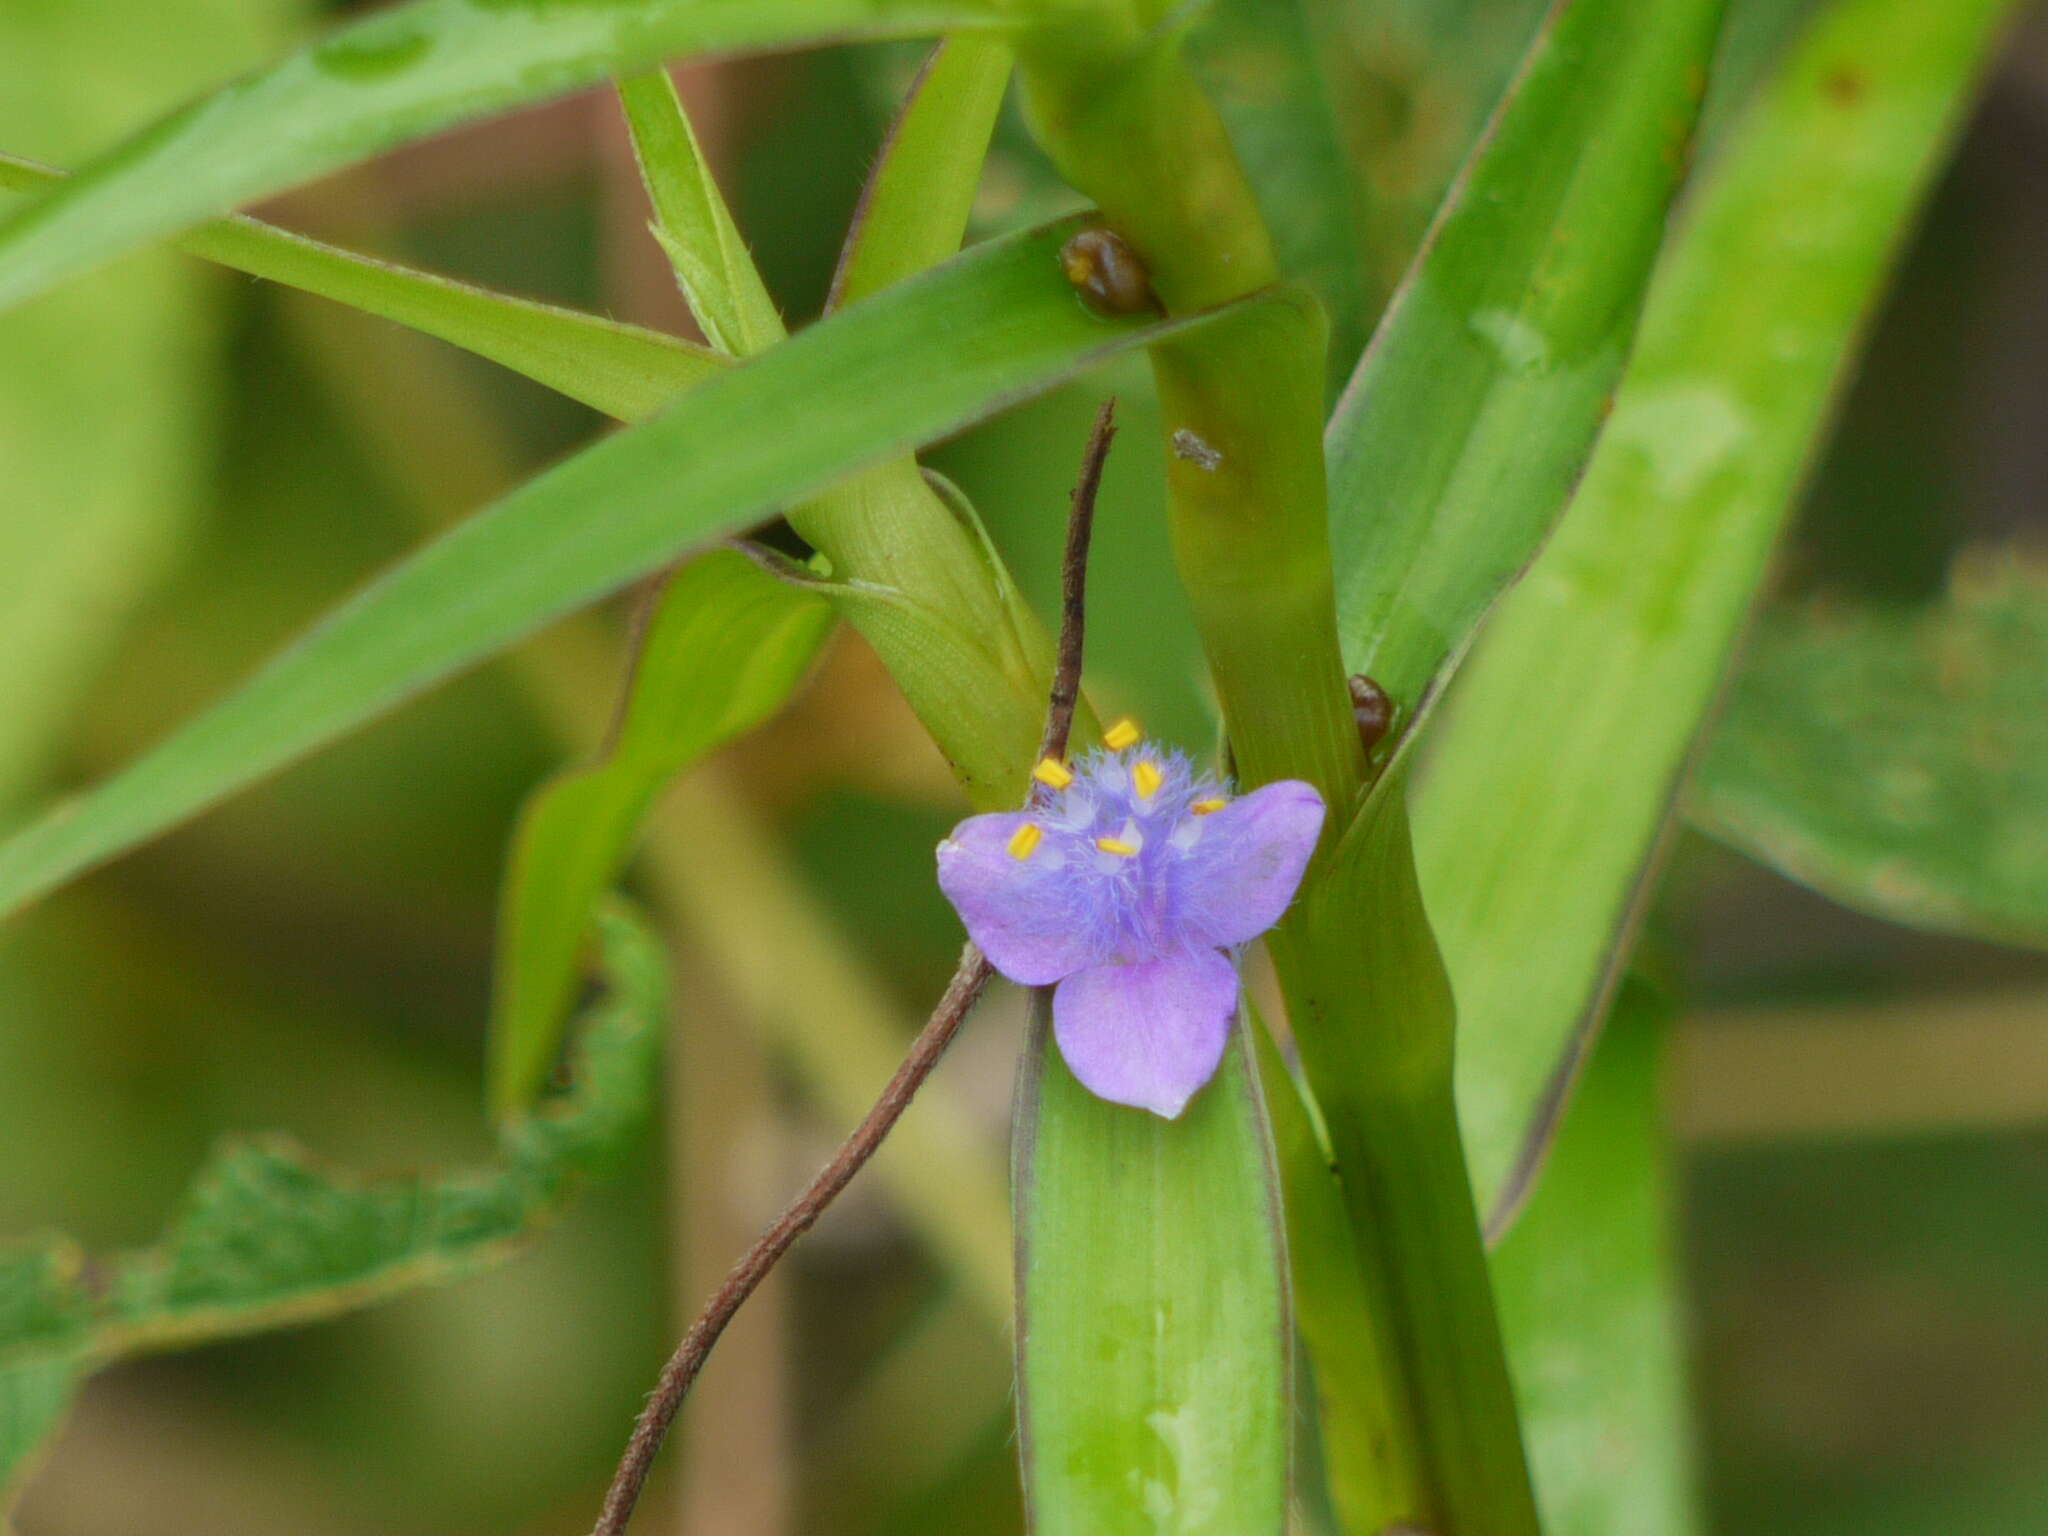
<box><xmin>1017</xmin><ymin>24</ymin><xmax>1537</xmax><ymax>1533</ymax></box>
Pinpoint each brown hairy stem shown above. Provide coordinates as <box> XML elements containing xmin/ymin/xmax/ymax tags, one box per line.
<box><xmin>590</xmin><ymin>399</ymin><xmax>1118</xmax><ymax>1536</ymax></box>
<box><xmin>1044</xmin><ymin>399</ymin><xmax>1114</xmax><ymax>760</ymax></box>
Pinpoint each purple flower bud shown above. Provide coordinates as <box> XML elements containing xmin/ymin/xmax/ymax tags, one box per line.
<box><xmin>936</xmin><ymin>742</ymin><xmax>1324</xmax><ymax>1118</ymax></box>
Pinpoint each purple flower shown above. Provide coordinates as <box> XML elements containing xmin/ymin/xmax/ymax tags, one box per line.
<box><xmin>936</xmin><ymin>730</ymin><xmax>1325</xmax><ymax>1118</ymax></box>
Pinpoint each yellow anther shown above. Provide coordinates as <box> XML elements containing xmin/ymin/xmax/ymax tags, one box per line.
<box><xmin>1032</xmin><ymin>757</ymin><xmax>1075</xmax><ymax>790</ymax></box>
<box><xmin>1103</xmin><ymin>718</ymin><xmax>1141</xmax><ymax>751</ymax></box>
<box><xmin>1095</xmin><ymin>835</ymin><xmax>1139</xmax><ymax>857</ymax></box>
<box><xmin>1132</xmin><ymin>759</ymin><xmax>1164</xmax><ymax>800</ymax></box>
<box><xmin>1191</xmin><ymin>797</ymin><xmax>1228</xmax><ymax>816</ymax></box>
<box><xmin>1007</xmin><ymin>823</ymin><xmax>1044</xmax><ymax>861</ymax></box>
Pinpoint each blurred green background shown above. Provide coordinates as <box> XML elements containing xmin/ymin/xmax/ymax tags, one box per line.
<box><xmin>2</xmin><ymin>1</ymin><xmax>2044</xmax><ymax>1531</ymax></box>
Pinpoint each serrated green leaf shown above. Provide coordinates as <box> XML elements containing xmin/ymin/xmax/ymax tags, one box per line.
<box><xmin>490</xmin><ymin>550</ymin><xmax>831</xmax><ymax>1112</ymax></box>
<box><xmin>1695</xmin><ymin>559</ymin><xmax>2048</xmax><ymax>948</ymax></box>
<box><xmin>0</xmin><ymin>0</ymin><xmax>1028</xmax><ymax>314</ymax></box>
<box><xmin>0</xmin><ymin>908</ymin><xmax>662</xmax><ymax>1509</ymax></box>
<box><xmin>0</xmin><ymin>1351</ymin><xmax>79</xmax><ymax>1514</ymax></box>
<box><xmin>0</xmin><ymin>216</ymin><xmax>1236</xmax><ymax>926</ymax></box>
<box><xmin>1416</xmin><ymin>0</ymin><xmax>2023</xmax><ymax>1221</ymax></box>
<box><xmin>1015</xmin><ymin>998</ymin><xmax>1290</xmax><ymax>1535</ymax></box>
<box><xmin>1328</xmin><ymin>0</ymin><xmax>1726</xmax><ymax>716</ymax></box>
<box><xmin>0</xmin><ymin>0</ymin><xmax>302</xmax><ymax>1492</ymax></box>
<box><xmin>0</xmin><ymin>152</ymin><xmax>721</xmax><ymax>423</ymax></box>
<box><xmin>0</xmin><ymin>1242</ymin><xmax>90</xmax><ymax>1510</ymax></box>
<box><xmin>1490</xmin><ymin>980</ymin><xmax>1697</xmax><ymax>1536</ymax></box>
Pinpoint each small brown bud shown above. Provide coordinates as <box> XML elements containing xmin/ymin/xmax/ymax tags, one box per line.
<box><xmin>1349</xmin><ymin>674</ymin><xmax>1395</xmax><ymax>754</ymax></box>
<box><xmin>1059</xmin><ymin>226</ymin><xmax>1157</xmax><ymax>316</ymax></box>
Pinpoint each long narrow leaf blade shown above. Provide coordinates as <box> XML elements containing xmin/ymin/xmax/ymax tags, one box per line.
<box><xmin>0</xmin><ymin>0</ymin><xmax>1017</xmax><ymax>313</ymax></box>
<box><xmin>829</xmin><ymin>36</ymin><xmax>1012</xmax><ymax>310</ymax></box>
<box><xmin>490</xmin><ymin>551</ymin><xmax>831</xmax><ymax>1113</ymax></box>
<box><xmin>1248</xmin><ymin>1009</ymin><xmax>1424</xmax><ymax>1532</ymax></box>
<box><xmin>1490</xmin><ymin>981</ymin><xmax>1696</xmax><ymax>1536</ymax></box>
<box><xmin>0</xmin><ymin>218</ymin><xmax>1233</xmax><ymax>924</ymax></box>
<box><xmin>489</xmin><ymin>37</ymin><xmax>1017</xmax><ymax>1114</ymax></box>
<box><xmin>1328</xmin><ymin>0</ymin><xmax>1726</xmax><ymax>713</ymax></box>
<box><xmin>1416</xmin><ymin>0</ymin><xmax>2024</xmax><ymax>1220</ymax></box>
<box><xmin>1015</xmin><ymin>1001</ymin><xmax>1290</xmax><ymax>1534</ymax></box>
<box><xmin>0</xmin><ymin>150</ymin><xmax>720</xmax><ymax>421</ymax></box>
<box><xmin>617</xmin><ymin>68</ymin><xmax>787</xmax><ymax>355</ymax></box>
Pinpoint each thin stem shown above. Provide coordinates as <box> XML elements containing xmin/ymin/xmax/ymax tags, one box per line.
<box><xmin>592</xmin><ymin>947</ymin><xmax>995</xmax><ymax>1536</ymax></box>
<box><xmin>590</xmin><ymin>403</ymin><xmax>1117</xmax><ymax>1536</ymax></box>
<box><xmin>1045</xmin><ymin>398</ymin><xmax>1115</xmax><ymax>760</ymax></box>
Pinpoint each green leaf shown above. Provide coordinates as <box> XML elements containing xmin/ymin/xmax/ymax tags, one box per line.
<box><xmin>1490</xmin><ymin>979</ymin><xmax>1697</xmax><ymax>1536</ymax></box>
<box><xmin>1695</xmin><ymin>558</ymin><xmax>2048</xmax><ymax>948</ymax></box>
<box><xmin>1328</xmin><ymin>0</ymin><xmax>1726</xmax><ymax>715</ymax></box>
<box><xmin>0</xmin><ymin>0</ymin><xmax>300</xmax><ymax>1482</ymax></box>
<box><xmin>0</xmin><ymin>908</ymin><xmax>664</xmax><ymax>1509</ymax></box>
<box><xmin>1191</xmin><ymin>0</ymin><xmax>1377</xmax><ymax>383</ymax></box>
<box><xmin>792</xmin><ymin>38</ymin><xmax>1056</xmax><ymax>809</ymax></box>
<box><xmin>828</xmin><ymin>37</ymin><xmax>1013</xmax><ymax>310</ymax></box>
<box><xmin>0</xmin><ymin>1355</ymin><xmax>77</xmax><ymax>1516</ymax></box>
<box><xmin>0</xmin><ymin>1242</ymin><xmax>89</xmax><ymax>1510</ymax></box>
<box><xmin>490</xmin><ymin>550</ymin><xmax>831</xmax><ymax>1113</ymax></box>
<box><xmin>0</xmin><ymin>216</ymin><xmax>1232</xmax><ymax>926</ymax></box>
<box><xmin>1289</xmin><ymin>764</ymin><xmax>1535</xmax><ymax>1532</ymax></box>
<box><xmin>617</xmin><ymin>68</ymin><xmax>787</xmax><ymax>356</ymax></box>
<box><xmin>0</xmin><ymin>152</ymin><xmax>721</xmax><ymax>424</ymax></box>
<box><xmin>763</xmin><ymin>480</ymin><xmax>1062</xmax><ymax>785</ymax></box>
<box><xmin>1015</xmin><ymin>999</ymin><xmax>1290</xmax><ymax>1535</ymax></box>
<box><xmin>489</xmin><ymin>36</ymin><xmax>1019</xmax><ymax>1114</ymax></box>
<box><xmin>1334</xmin><ymin>0</ymin><xmax>1552</xmax><ymax>298</ymax></box>
<box><xmin>1248</xmin><ymin>1009</ymin><xmax>1424</xmax><ymax>1532</ymax></box>
<box><xmin>1415</xmin><ymin>0</ymin><xmax>2023</xmax><ymax>1221</ymax></box>
<box><xmin>0</xmin><ymin>0</ymin><xmax>1024</xmax><ymax>314</ymax></box>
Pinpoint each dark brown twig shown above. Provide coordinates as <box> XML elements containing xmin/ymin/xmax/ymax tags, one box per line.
<box><xmin>1044</xmin><ymin>399</ymin><xmax>1115</xmax><ymax>761</ymax></box>
<box><xmin>589</xmin><ymin>399</ymin><xmax>1118</xmax><ymax>1536</ymax></box>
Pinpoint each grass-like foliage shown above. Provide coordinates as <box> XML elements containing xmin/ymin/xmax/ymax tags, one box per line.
<box><xmin>0</xmin><ymin>0</ymin><xmax>2035</xmax><ymax>1530</ymax></box>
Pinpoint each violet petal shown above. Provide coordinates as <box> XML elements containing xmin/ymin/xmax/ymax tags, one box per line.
<box><xmin>936</xmin><ymin>811</ymin><xmax>1113</xmax><ymax>985</ymax></box>
<box><xmin>1173</xmin><ymin>780</ymin><xmax>1325</xmax><ymax>949</ymax></box>
<box><xmin>1052</xmin><ymin>949</ymin><xmax>1238</xmax><ymax>1119</ymax></box>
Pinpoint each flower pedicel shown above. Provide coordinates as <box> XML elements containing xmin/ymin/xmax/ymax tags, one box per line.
<box><xmin>936</xmin><ymin>722</ymin><xmax>1324</xmax><ymax>1118</ymax></box>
